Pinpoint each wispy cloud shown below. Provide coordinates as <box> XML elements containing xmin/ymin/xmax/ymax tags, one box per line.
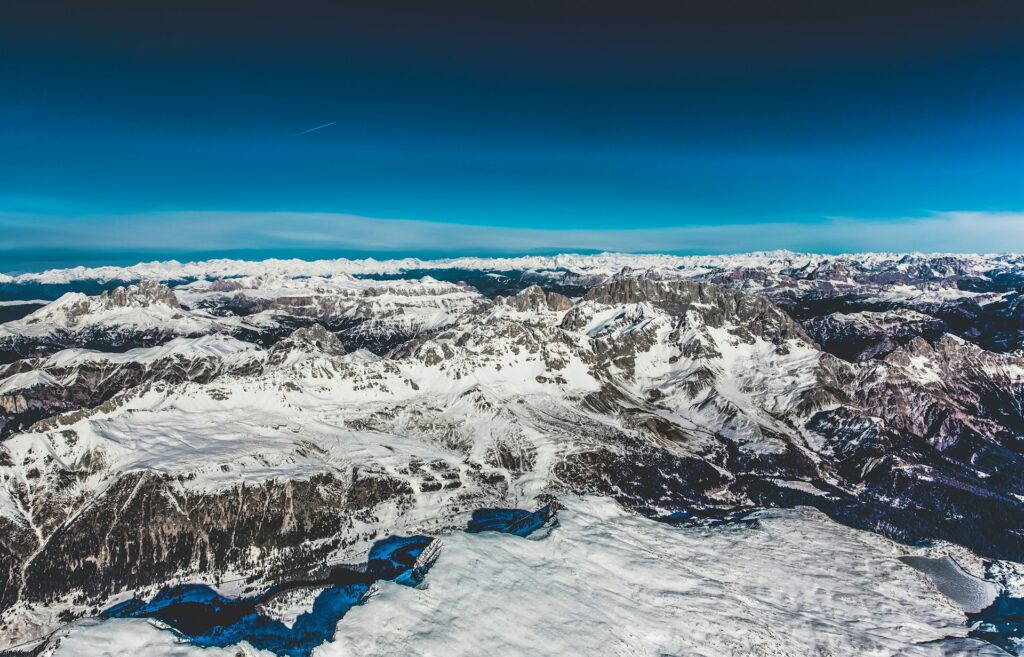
<box><xmin>2</xmin><ymin>210</ymin><xmax>1023</xmax><ymax>256</ymax></box>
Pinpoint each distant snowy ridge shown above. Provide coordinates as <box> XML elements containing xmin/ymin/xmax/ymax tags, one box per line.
<box><xmin>5</xmin><ymin>250</ymin><xmax>1024</xmax><ymax>284</ymax></box>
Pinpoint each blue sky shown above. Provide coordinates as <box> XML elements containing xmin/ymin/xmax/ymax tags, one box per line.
<box><xmin>2</xmin><ymin>1</ymin><xmax>1024</xmax><ymax>270</ymax></box>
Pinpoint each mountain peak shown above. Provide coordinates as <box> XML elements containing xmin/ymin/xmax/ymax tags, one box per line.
<box><xmin>496</xmin><ymin>285</ymin><xmax>573</xmax><ymax>313</ymax></box>
<box><xmin>276</xmin><ymin>323</ymin><xmax>346</xmax><ymax>356</ymax></box>
<box><xmin>97</xmin><ymin>280</ymin><xmax>180</xmax><ymax>310</ymax></box>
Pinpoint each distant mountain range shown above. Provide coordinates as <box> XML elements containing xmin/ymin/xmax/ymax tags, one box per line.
<box><xmin>2</xmin><ymin>252</ymin><xmax>1023</xmax><ymax>656</ymax></box>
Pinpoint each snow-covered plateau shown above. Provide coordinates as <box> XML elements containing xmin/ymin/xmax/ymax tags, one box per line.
<box><xmin>2</xmin><ymin>251</ymin><xmax>1024</xmax><ymax>656</ymax></box>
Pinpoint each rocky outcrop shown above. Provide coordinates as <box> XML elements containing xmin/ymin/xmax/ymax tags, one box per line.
<box><xmin>271</xmin><ymin>324</ymin><xmax>346</xmax><ymax>358</ymax></box>
<box><xmin>495</xmin><ymin>285</ymin><xmax>574</xmax><ymax>313</ymax></box>
<box><xmin>803</xmin><ymin>309</ymin><xmax>948</xmax><ymax>361</ymax></box>
<box><xmin>582</xmin><ymin>278</ymin><xmax>810</xmax><ymax>343</ymax></box>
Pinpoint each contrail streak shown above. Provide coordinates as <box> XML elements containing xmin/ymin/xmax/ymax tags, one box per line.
<box><xmin>294</xmin><ymin>121</ymin><xmax>337</xmax><ymax>136</ymax></box>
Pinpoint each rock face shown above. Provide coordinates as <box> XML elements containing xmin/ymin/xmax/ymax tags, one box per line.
<box><xmin>680</xmin><ymin>252</ymin><xmax>1024</xmax><ymax>355</ymax></box>
<box><xmin>20</xmin><ymin>281</ymin><xmax>182</xmax><ymax>329</ymax></box>
<box><xmin>803</xmin><ymin>309</ymin><xmax>949</xmax><ymax>361</ymax></box>
<box><xmin>97</xmin><ymin>280</ymin><xmax>181</xmax><ymax>311</ymax></box>
<box><xmin>1</xmin><ymin>253</ymin><xmax>1024</xmax><ymax>649</ymax></box>
<box><xmin>580</xmin><ymin>277</ymin><xmax>810</xmax><ymax>342</ymax></box>
<box><xmin>271</xmin><ymin>323</ymin><xmax>347</xmax><ymax>358</ymax></box>
<box><xmin>20</xmin><ymin>472</ymin><xmax>357</xmax><ymax>605</ymax></box>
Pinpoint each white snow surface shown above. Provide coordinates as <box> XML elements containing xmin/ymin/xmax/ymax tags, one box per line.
<box><xmin>0</xmin><ymin>369</ymin><xmax>59</xmax><ymax>394</ymax></box>
<box><xmin>42</xmin><ymin>497</ymin><xmax>993</xmax><ymax>657</ymax></box>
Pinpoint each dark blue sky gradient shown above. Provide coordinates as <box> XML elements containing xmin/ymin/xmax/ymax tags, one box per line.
<box><xmin>2</xmin><ymin>0</ymin><xmax>1024</xmax><ymax>265</ymax></box>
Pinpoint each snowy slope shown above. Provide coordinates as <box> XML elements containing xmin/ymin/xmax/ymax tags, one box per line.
<box><xmin>39</xmin><ymin>498</ymin><xmax>1002</xmax><ymax>657</ymax></box>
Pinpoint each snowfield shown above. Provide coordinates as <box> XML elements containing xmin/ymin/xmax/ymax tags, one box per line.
<box><xmin>42</xmin><ymin>497</ymin><xmax>1000</xmax><ymax>657</ymax></box>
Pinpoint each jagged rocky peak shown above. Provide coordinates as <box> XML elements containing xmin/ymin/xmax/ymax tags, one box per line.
<box><xmin>546</xmin><ymin>291</ymin><xmax>574</xmax><ymax>311</ymax></box>
<box><xmin>607</xmin><ymin>265</ymin><xmax>678</xmax><ymax>282</ymax></box>
<box><xmin>578</xmin><ymin>278</ymin><xmax>809</xmax><ymax>343</ymax></box>
<box><xmin>850</xmin><ymin>330</ymin><xmax>1024</xmax><ymax>462</ymax></box>
<box><xmin>273</xmin><ymin>323</ymin><xmax>346</xmax><ymax>356</ymax></box>
<box><xmin>882</xmin><ymin>331</ymin><xmax>1019</xmax><ymax>377</ymax></box>
<box><xmin>496</xmin><ymin>284</ymin><xmax>573</xmax><ymax>312</ymax></box>
<box><xmin>883</xmin><ymin>334</ymin><xmax>939</xmax><ymax>364</ymax></box>
<box><xmin>20</xmin><ymin>280</ymin><xmax>181</xmax><ymax>328</ymax></box>
<box><xmin>809</xmin><ymin>260</ymin><xmax>851</xmax><ymax>281</ymax></box>
<box><xmin>99</xmin><ymin>280</ymin><xmax>180</xmax><ymax>309</ymax></box>
<box><xmin>803</xmin><ymin>309</ymin><xmax>949</xmax><ymax>362</ymax></box>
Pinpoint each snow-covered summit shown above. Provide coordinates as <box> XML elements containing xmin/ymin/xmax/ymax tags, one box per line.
<box><xmin>0</xmin><ymin>281</ymin><xmax>211</xmax><ymax>339</ymax></box>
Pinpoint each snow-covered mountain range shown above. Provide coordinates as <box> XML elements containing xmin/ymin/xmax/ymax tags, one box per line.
<box><xmin>1</xmin><ymin>252</ymin><xmax>1023</xmax><ymax>656</ymax></box>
